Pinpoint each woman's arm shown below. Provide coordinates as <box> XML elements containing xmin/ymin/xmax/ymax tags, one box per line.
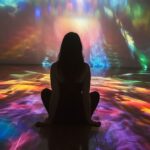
<box><xmin>82</xmin><ymin>64</ymin><xmax>101</xmax><ymax>126</ymax></box>
<box><xmin>82</xmin><ymin>64</ymin><xmax>91</xmax><ymax>123</ymax></box>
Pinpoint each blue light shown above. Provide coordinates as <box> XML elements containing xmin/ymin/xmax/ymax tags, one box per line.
<box><xmin>42</xmin><ymin>57</ymin><xmax>52</xmax><ymax>69</ymax></box>
<box><xmin>0</xmin><ymin>120</ymin><xmax>18</xmax><ymax>141</ymax></box>
<box><xmin>18</xmin><ymin>1</ymin><xmax>27</xmax><ymax>11</ymax></box>
<box><xmin>72</xmin><ymin>0</ymin><xmax>77</xmax><ymax>11</ymax></box>
<box><xmin>35</xmin><ymin>6</ymin><xmax>41</xmax><ymax>20</ymax></box>
<box><xmin>48</xmin><ymin>4</ymin><xmax>51</xmax><ymax>13</ymax></box>
<box><xmin>83</xmin><ymin>1</ymin><xmax>90</xmax><ymax>13</ymax></box>
<box><xmin>108</xmin><ymin>0</ymin><xmax>128</xmax><ymax>10</ymax></box>
<box><xmin>90</xmin><ymin>43</ymin><xmax>110</xmax><ymax>69</ymax></box>
<box><xmin>109</xmin><ymin>0</ymin><xmax>119</xmax><ymax>9</ymax></box>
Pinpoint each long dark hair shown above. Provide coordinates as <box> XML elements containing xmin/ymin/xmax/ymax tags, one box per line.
<box><xmin>57</xmin><ymin>32</ymin><xmax>84</xmax><ymax>80</ymax></box>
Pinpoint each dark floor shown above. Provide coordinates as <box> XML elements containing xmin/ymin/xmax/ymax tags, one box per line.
<box><xmin>0</xmin><ymin>66</ymin><xmax>150</xmax><ymax>150</ymax></box>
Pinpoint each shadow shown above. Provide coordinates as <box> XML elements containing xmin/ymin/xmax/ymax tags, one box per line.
<box><xmin>38</xmin><ymin>124</ymin><xmax>93</xmax><ymax>150</ymax></box>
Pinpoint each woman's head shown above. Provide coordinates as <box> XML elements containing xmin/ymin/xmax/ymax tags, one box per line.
<box><xmin>57</xmin><ymin>32</ymin><xmax>84</xmax><ymax>80</ymax></box>
<box><xmin>58</xmin><ymin>32</ymin><xmax>83</xmax><ymax>63</ymax></box>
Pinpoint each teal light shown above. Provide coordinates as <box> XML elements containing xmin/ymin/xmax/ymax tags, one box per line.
<box><xmin>0</xmin><ymin>0</ymin><xmax>27</xmax><ymax>8</ymax></box>
<box><xmin>108</xmin><ymin>0</ymin><xmax>128</xmax><ymax>10</ymax></box>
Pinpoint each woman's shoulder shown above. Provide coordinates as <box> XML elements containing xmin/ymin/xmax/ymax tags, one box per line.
<box><xmin>83</xmin><ymin>62</ymin><xmax>90</xmax><ymax>70</ymax></box>
<box><xmin>82</xmin><ymin>62</ymin><xmax>90</xmax><ymax>74</ymax></box>
<box><xmin>51</xmin><ymin>62</ymin><xmax>58</xmax><ymax>71</ymax></box>
<box><xmin>51</xmin><ymin>62</ymin><xmax>57</xmax><ymax>68</ymax></box>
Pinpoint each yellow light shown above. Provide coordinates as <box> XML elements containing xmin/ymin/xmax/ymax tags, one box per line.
<box><xmin>142</xmin><ymin>108</ymin><xmax>150</xmax><ymax>114</ymax></box>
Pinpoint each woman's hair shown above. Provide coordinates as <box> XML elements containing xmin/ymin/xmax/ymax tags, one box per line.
<box><xmin>57</xmin><ymin>32</ymin><xmax>84</xmax><ymax>80</ymax></box>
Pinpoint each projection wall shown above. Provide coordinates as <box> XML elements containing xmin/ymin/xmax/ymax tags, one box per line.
<box><xmin>0</xmin><ymin>0</ymin><xmax>150</xmax><ymax>69</ymax></box>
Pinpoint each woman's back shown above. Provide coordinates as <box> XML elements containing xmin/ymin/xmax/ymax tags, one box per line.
<box><xmin>52</xmin><ymin>62</ymin><xmax>88</xmax><ymax>123</ymax></box>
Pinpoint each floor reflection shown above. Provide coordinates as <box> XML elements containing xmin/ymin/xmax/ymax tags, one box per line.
<box><xmin>0</xmin><ymin>66</ymin><xmax>150</xmax><ymax>150</ymax></box>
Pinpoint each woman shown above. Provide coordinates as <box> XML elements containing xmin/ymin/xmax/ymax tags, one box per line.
<box><xmin>41</xmin><ymin>32</ymin><xmax>100</xmax><ymax>126</ymax></box>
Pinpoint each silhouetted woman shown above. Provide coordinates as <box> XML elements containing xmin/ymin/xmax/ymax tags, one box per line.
<box><xmin>41</xmin><ymin>32</ymin><xmax>100</xmax><ymax>126</ymax></box>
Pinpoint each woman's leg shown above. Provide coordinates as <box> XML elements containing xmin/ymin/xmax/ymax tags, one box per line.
<box><xmin>41</xmin><ymin>88</ymin><xmax>52</xmax><ymax>114</ymax></box>
<box><xmin>90</xmin><ymin>91</ymin><xmax>100</xmax><ymax>115</ymax></box>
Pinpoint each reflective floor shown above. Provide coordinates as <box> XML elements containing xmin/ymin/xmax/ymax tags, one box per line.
<box><xmin>0</xmin><ymin>66</ymin><xmax>150</xmax><ymax>150</ymax></box>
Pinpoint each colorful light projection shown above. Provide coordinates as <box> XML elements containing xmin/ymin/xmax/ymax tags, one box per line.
<box><xmin>0</xmin><ymin>0</ymin><xmax>150</xmax><ymax>69</ymax></box>
<box><xmin>0</xmin><ymin>0</ymin><xmax>28</xmax><ymax>8</ymax></box>
<box><xmin>90</xmin><ymin>42</ymin><xmax>110</xmax><ymax>69</ymax></box>
<box><xmin>116</xmin><ymin>19</ymin><xmax>149</xmax><ymax>70</ymax></box>
<box><xmin>102</xmin><ymin>1</ymin><xmax>150</xmax><ymax>70</ymax></box>
<box><xmin>106</xmin><ymin>0</ymin><xmax>128</xmax><ymax>10</ymax></box>
<box><xmin>35</xmin><ymin>6</ymin><xmax>41</xmax><ymax>20</ymax></box>
<box><xmin>0</xmin><ymin>68</ymin><xmax>150</xmax><ymax>149</ymax></box>
<box><xmin>0</xmin><ymin>0</ymin><xmax>29</xmax><ymax>15</ymax></box>
<box><xmin>42</xmin><ymin>56</ymin><xmax>52</xmax><ymax>68</ymax></box>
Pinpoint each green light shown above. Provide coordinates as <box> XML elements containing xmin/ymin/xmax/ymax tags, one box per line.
<box><xmin>140</xmin><ymin>55</ymin><xmax>148</xmax><ymax>63</ymax></box>
<box><xmin>133</xmin><ymin>4</ymin><xmax>144</xmax><ymax>19</ymax></box>
<box><xmin>139</xmin><ymin>54</ymin><xmax>149</xmax><ymax>70</ymax></box>
<box><xmin>143</xmin><ymin>65</ymin><xmax>148</xmax><ymax>71</ymax></box>
<box><xmin>117</xmin><ymin>19</ymin><xmax>149</xmax><ymax>71</ymax></box>
<box><xmin>126</xmin><ymin>5</ymin><xmax>131</xmax><ymax>15</ymax></box>
<box><xmin>95</xmin><ymin>9</ymin><xmax>101</xmax><ymax>17</ymax></box>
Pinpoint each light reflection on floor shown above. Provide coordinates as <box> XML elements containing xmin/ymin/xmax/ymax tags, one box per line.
<box><xmin>0</xmin><ymin>66</ymin><xmax>150</xmax><ymax>150</ymax></box>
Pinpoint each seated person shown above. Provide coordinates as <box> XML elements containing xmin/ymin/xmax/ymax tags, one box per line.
<box><xmin>41</xmin><ymin>32</ymin><xmax>100</xmax><ymax>127</ymax></box>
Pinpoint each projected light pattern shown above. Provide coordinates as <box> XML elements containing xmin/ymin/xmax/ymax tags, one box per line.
<box><xmin>120</xmin><ymin>28</ymin><xmax>136</xmax><ymax>56</ymax></box>
<box><xmin>0</xmin><ymin>119</ymin><xmax>19</xmax><ymax>141</ymax></box>
<box><xmin>90</xmin><ymin>43</ymin><xmax>110</xmax><ymax>69</ymax></box>
<box><xmin>106</xmin><ymin>0</ymin><xmax>128</xmax><ymax>10</ymax></box>
<box><xmin>0</xmin><ymin>67</ymin><xmax>150</xmax><ymax>149</ymax></box>
<box><xmin>42</xmin><ymin>57</ymin><xmax>52</xmax><ymax>69</ymax></box>
<box><xmin>0</xmin><ymin>0</ymin><xmax>27</xmax><ymax>8</ymax></box>
<box><xmin>0</xmin><ymin>0</ymin><xmax>150</xmax><ymax>69</ymax></box>
<box><xmin>117</xmin><ymin>19</ymin><xmax>149</xmax><ymax>70</ymax></box>
<box><xmin>104</xmin><ymin>6</ymin><xmax>113</xmax><ymax>18</ymax></box>
<box><xmin>35</xmin><ymin>6</ymin><xmax>41</xmax><ymax>20</ymax></box>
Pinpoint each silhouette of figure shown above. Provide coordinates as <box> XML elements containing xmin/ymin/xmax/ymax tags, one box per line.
<box><xmin>41</xmin><ymin>32</ymin><xmax>100</xmax><ymax>126</ymax></box>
